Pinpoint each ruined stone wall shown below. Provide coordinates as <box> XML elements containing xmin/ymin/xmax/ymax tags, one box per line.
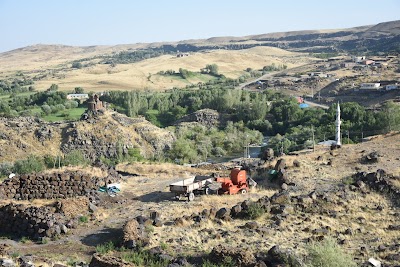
<box><xmin>0</xmin><ymin>203</ymin><xmax>71</xmax><ymax>240</ymax></box>
<box><xmin>0</xmin><ymin>171</ymin><xmax>116</xmax><ymax>201</ymax></box>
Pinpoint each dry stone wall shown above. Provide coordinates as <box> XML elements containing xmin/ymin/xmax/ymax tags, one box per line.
<box><xmin>0</xmin><ymin>203</ymin><xmax>71</xmax><ymax>240</ymax></box>
<box><xmin>0</xmin><ymin>171</ymin><xmax>115</xmax><ymax>201</ymax></box>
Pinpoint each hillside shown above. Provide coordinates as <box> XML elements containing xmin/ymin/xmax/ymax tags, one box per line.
<box><xmin>0</xmin><ymin>20</ymin><xmax>399</xmax><ymax>92</ymax></box>
<box><xmin>0</xmin><ymin>131</ymin><xmax>399</xmax><ymax>266</ymax></box>
<box><xmin>0</xmin><ymin>110</ymin><xmax>175</xmax><ymax>164</ymax></box>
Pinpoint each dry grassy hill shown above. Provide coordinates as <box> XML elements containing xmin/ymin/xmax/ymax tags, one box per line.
<box><xmin>0</xmin><ymin>45</ymin><xmax>313</xmax><ymax>92</ymax></box>
<box><xmin>0</xmin><ymin>110</ymin><xmax>175</xmax><ymax>164</ymax></box>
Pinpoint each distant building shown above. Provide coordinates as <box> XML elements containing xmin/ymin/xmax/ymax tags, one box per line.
<box><xmin>362</xmin><ymin>59</ymin><xmax>375</xmax><ymax>65</ymax></box>
<box><xmin>386</xmin><ymin>85</ymin><xmax>398</xmax><ymax>91</ymax></box>
<box><xmin>359</xmin><ymin>83</ymin><xmax>381</xmax><ymax>90</ymax></box>
<box><xmin>352</xmin><ymin>56</ymin><xmax>365</xmax><ymax>63</ymax></box>
<box><xmin>87</xmin><ymin>94</ymin><xmax>104</xmax><ymax>112</ymax></box>
<box><xmin>177</xmin><ymin>52</ymin><xmax>189</xmax><ymax>58</ymax></box>
<box><xmin>341</xmin><ymin>62</ymin><xmax>357</xmax><ymax>68</ymax></box>
<box><xmin>67</xmin><ymin>93</ymin><xmax>89</xmax><ymax>100</ymax></box>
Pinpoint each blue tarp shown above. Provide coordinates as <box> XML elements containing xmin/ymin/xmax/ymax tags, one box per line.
<box><xmin>299</xmin><ymin>103</ymin><xmax>309</xmax><ymax>109</ymax></box>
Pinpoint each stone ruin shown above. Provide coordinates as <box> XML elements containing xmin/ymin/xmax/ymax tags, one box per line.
<box><xmin>0</xmin><ymin>169</ymin><xmax>121</xmax><ymax>240</ymax></box>
<box><xmin>0</xmin><ymin>171</ymin><xmax>112</xmax><ymax>201</ymax></box>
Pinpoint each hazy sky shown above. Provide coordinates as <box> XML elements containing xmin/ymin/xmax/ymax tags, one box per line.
<box><xmin>0</xmin><ymin>0</ymin><xmax>399</xmax><ymax>52</ymax></box>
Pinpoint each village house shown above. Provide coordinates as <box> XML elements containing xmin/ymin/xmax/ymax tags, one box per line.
<box><xmin>359</xmin><ymin>83</ymin><xmax>381</xmax><ymax>90</ymax></box>
<box><xmin>66</xmin><ymin>93</ymin><xmax>89</xmax><ymax>100</ymax></box>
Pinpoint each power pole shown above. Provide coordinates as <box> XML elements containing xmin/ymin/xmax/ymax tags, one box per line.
<box><xmin>347</xmin><ymin>131</ymin><xmax>350</xmax><ymax>144</ymax></box>
<box><xmin>312</xmin><ymin>126</ymin><xmax>315</xmax><ymax>152</ymax></box>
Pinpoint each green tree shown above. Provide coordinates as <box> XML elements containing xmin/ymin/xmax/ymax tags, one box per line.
<box><xmin>206</xmin><ymin>64</ymin><xmax>219</xmax><ymax>76</ymax></box>
<box><xmin>74</xmin><ymin>87</ymin><xmax>84</xmax><ymax>94</ymax></box>
<box><xmin>13</xmin><ymin>155</ymin><xmax>44</xmax><ymax>174</ymax></box>
<box><xmin>41</xmin><ymin>104</ymin><xmax>52</xmax><ymax>115</ymax></box>
<box><xmin>71</xmin><ymin>62</ymin><xmax>83</xmax><ymax>69</ymax></box>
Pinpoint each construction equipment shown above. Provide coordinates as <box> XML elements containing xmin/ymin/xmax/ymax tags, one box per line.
<box><xmin>169</xmin><ymin>167</ymin><xmax>255</xmax><ymax>201</ymax></box>
<box><xmin>215</xmin><ymin>167</ymin><xmax>250</xmax><ymax>195</ymax></box>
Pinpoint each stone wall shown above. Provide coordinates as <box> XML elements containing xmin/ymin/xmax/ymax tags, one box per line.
<box><xmin>0</xmin><ymin>203</ymin><xmax>71</xmax><ymax>240</ymax></box>
<box><xmin>0</xmin><ymin>171</ymin><xmax>114</xmax><ymax>201</ymax></box>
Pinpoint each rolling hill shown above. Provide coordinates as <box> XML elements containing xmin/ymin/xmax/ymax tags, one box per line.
<box><xmin>0</xmin><ymin>20</ymin><xmax>399</xmax><ymax>92</ymax></box>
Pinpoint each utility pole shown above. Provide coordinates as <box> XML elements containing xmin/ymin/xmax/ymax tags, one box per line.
<box><xmin>311</xmin><ymin>126</ymin><xmax>315</xmax><ymax>152</ymax></box>
<box><xmin>347</xmin><ymin>131</ymin><xmax>350</xmax><ymax>144</ymax></box>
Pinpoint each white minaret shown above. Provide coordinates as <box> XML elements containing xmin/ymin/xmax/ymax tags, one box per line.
<box><xmin>335</xmin><ymin>102</ymin><xmax>341</xmax><ymax>146</ymax></box>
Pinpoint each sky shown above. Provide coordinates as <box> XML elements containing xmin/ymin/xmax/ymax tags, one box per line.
<box><xmin>0</xmin><ymin>0</ymin><xmax>399</xmax><ymax>53</ymax></box>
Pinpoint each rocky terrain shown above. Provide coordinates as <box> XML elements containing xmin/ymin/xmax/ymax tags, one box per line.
<box><xmin>0</xmin><ymin>110</ymin><xmax>175</xmax><ymax>164</ymax></box>
<box><xmin>0</xmin><ymin>132</ymin><xmax>398</xmax><ymax>266</ymax></box>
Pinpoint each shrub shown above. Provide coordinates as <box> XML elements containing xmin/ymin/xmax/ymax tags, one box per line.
<box><xmin>96</xmin><ymin>241</ymin><xmax>116</xmax><ymax>254</ymax></box>
<box><xmin>0</xmin><ymin>162</ymin><xmax>13</xmax><ymax>178</ymax></box>
<box><xmin>71</xmin><ymin>62</ymin><xmax>83</xmax><ymax>69</ymax></box>
<box><xmin>13</xmin><ymin>155</ymin><xmax>44</xmax><ymax>174</ymax></box>
<box><xmin>121</xmin><ymin>248</ymin><xmax>169</xmax><ymax>267</ymax></box>
<box><xmin>243</xmin><ymin>202</ymin><xmax>265</xmax><ymax>220</ymax></box>
<box><xmin>63</xmin><ymin>150</ymin><xmax>89</xmax><ymax>166</ymax></box>
<box><xmin>306</xmin><ymin>237</ymin><xmax>357</xmax><ymax>267</ymax></box>
<box><xmin>79</xmin><ymin>216</ymin><xmax>88</xmax><ymax>223</ymax></box>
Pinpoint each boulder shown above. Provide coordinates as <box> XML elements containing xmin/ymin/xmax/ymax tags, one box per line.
<box><xmin>266</xmin><ymin>245</ymin><xmax>303</xmax><ymax>267</ymax></box>
<box><xmin>215</xmin><ymin>208</ymin><xmax>231</xmax><ymax>220</ymax></box>
<box><xmin>122</xmin><ymin>219</ymin><xmax>147</xmax><ymax>248</ymax></box>
<box><xmin>209</xmin><ymin>245</ymin><xmax>256</xmax><ymax>267</ymax></box>
<box><xmin>270</xmin><ymin>191</ymin><xmax>291</xmax><ymax>205</ymax></box>
<box><xmin>274</xmin><ymin>159</ymin><xmax>286</xmax><ymax>172</ymax></box>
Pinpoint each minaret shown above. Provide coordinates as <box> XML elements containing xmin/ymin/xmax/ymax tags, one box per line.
<box><xmin>335</xmin><ymin>102</ymin><xmax>341</xmax><ymax>147</ymax></box>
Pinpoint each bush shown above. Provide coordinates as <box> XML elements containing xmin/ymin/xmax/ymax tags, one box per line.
<box><xmin>96</xmin><ymin>241</ymin><xmax>116</xmax><ymax>254</ymax></box>
<box><xmin>79</xmin><ymin>216</ymin><xmax>88</xmax><ymax>223</ymax></box>
<box><xmin>13</xmin><ymin>155</ymin><xmax>44</xmax><ymax>174</ymax></box>
<box><xmin>71</xmin><ymin>62</ymin><xmax>83</xmax><ymax>69</ymax></box>
<box><xmin>63</xmin><ymin>150</ymin><xmax>89</xmax><ymax>166</ymax></box>
<box><xmin>121</xmin><ymin>248</ymin><xmax>169</xmax><ymax>267</ymax></box>
<box><xmin>243</xmin><ymin>202</ymin><xmax>265</xmax><ymax>220</ymax></box>
<box><xmin>0</xmin><ymin>162</ymin><xmax>13</xmax><ymax>178</ymax></box>
<box><xmin>306</xmin><ymin>237</ymin><xmax>357</xmax><ymax>267</ymax></box>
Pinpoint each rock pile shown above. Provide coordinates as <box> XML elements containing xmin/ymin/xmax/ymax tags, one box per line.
<box><xmin>0</xmin><ymin>203</ymin><xmax>73</xmax><ymax>240</ymax></box>
<box><xmin>352</xmin><ymin>169</ymin><xmax>400</xmax><ymax>204</ymax></box>
<box><xmin>0</xmin><ymin>171</ymin><xmax>112</xmax><ymax>201</ymax></box>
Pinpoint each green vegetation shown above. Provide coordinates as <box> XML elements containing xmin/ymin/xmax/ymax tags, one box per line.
<box><xmin>13</xmin><ymin>155</ymin><xmax>45</xmax><ymax>175</ymax></box>
<box><xmin>96</xmin><ymin>241</ymin><xmax>116</xmax><ymax>254</ymax></box>
<box><xmin>0</xmin><ymin>76</ymin><xmax>34</xmax><ymax>95</ymax></box>
<box><xmin>168</xmin><ymin>122</ymin><xmax>262</xmax><ymax>163</ymax></box>
<box><xmin>121</xmin><ymin>249</ymin><xmax>169</xmax><ymax>267</ymax></box>
<box><xmin>262</xmin><ymin>63</ymin><xmax>287</xmax><ymax>72</ymax></box>
<box><xmin>42</xmin><ymin>107</ymin><xmax>86</xmax><ymax>122</ymax></box>
<box><xmin>243</xmin><ymin>202</ymin><xmax>265</xmax><ymax>220</ymax></box>
<box><xmin>310</xmin><ymin>52</ymin><xmax>339</xmax><ymax>59</ymax></box>
<box><xmin>306</xmin><ymin>237</ymin><xmax>357</xmax><ymax>267</ymax></box>
<box><xmin>0</xmin><ymin>83</ymin><xmax>85</xmax><ymax>120</ymax></box>
<box><xmin>71</xmin><ymin>62</ymin><xmax>83</xmax><ymax>69</ymax></box>
<box><xmin>79</xmin><ymin>216</ymin><xmax>88</xmax><ymax>223</ymax></box>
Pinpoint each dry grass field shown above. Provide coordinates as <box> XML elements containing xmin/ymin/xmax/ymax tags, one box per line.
<box><xmin>0</xmin><ymin>45</ymin><xmax>315</xmax><ymax>92</ymax></box>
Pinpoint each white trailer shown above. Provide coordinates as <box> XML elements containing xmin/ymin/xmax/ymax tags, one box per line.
<box><xmin>169</xmin><ymin>175</ymin><xmax>214</xmax><ymax>201</ymax></box>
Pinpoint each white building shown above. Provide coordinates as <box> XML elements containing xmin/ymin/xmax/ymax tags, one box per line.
<box><xmin>67</xmin><ymin>93</ymin><xmax>89</xmax><ymax>100</ymax></box>
<box><xmin>359</xmin><ymin>83</ymin><xmax>380</xmax><ymax>90</ymax></box>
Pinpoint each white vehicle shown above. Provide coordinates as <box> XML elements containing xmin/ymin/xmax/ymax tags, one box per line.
<box><xmin>169</xmin><ymin>175</ymin><xmax>214</xmax><ymax>201</ymax></box>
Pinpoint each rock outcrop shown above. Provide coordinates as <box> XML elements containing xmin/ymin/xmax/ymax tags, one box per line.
<box><xmin>175</xmin><ymin>109</ymin><xmax>221</xmax><ymax>127</ymax></box>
